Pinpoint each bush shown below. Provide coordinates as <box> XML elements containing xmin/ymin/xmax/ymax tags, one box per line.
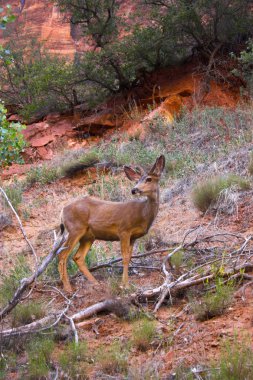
<box><xmin>2</xmin><ymin>180</ymin><xmax>23</xmax><ymax>210</ymax></box>
<box><xmin>26</xmin><ymin>165</ymin><xmax>59</xmax><ymax>186</ymax></box>
<box><xmin>11</xmin><ymin>301</ymin><xmax>45</xmax><ymax>327</ymax></box>
<box><xmin>248</xmin><ymin>151</ymin><xmax>253</xmax><ymax>175</ymax></box>
<box><xmin>131</xmin><ymin>319</ymin><xmax>156</xmax><ymax>351</ymax></box>
<box><xmin>0</xmin><ymin>256</ymin><xmax>31</xmax><ymax>306</ymax></box>
<box><xmin>190</xmin><ymin>279</ymin><xmax>234</xmax><ymax>321</ymax></box>
<box><xmin>59</xmin><ymin>341</ymin><xmax>89</xmax><ymax>379</ymax></box>
<box><xmin>59</xmin><ymin>149</ymin><xmax>100</xmax><ymax>178</ymax></box>
<box><xmin>96</xmin><ymin>341</ymin><xmax>129</xmax><ymax>375</ymax></box>
<box><xmin>211</xmin><ymin>336</ymin><xmax>253</xmax><ymax>380</ymax></box>
<box><xmin>0</xmin><ymin>37</ymin><xmax>83</xmax><ymax>121</ymax></box>
<box><xmin>0</xmin><ymin>102</ymin><xmax>26</xmax><ymax>167</ymax></box>
<box><xmin>26</xmin><ymin>336</ymin><xmax>55</xmax><ymax>379</ymax></box>
<box><xmin>192</xmin><ymin>174</ymin><xmax>250</xmax><ymax>212</ymax></box>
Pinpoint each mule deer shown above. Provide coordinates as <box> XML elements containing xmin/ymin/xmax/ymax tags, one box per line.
<box><xmin>58</xmin><ymin>155</ymin><xmax>165</xmax><ymax>292</ymax></box>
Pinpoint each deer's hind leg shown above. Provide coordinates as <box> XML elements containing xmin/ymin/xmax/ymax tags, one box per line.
<box><xmin>58</xmin><ymin>235</ymin><xmax>81</xmax><ymax>293</ymax></box>
<box><xmin>73</xmin><ymin>236</ymin><xmax>98</xmax><ymax>283</ymax></box>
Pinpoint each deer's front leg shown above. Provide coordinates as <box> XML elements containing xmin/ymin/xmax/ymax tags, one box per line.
<box><xmin>120</xmin><ymin>234</ymin><xmax>133</xmax><ymax>286</ymax></box>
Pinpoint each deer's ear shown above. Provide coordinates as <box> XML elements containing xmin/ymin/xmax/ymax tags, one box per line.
<box><xmin>124</xmin><ymin>166</ymin><xmax>142</xmax><ymax>181</ymax></box>
<box><xmin>149</xmin><ymin>155</ymin><xmax>165</xmax><ymax>177</ymax></box>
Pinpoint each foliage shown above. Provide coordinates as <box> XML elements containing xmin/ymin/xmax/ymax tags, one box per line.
<box><xmin>131</xmin><ymin>318</ymin><xmax>156</xmax><ymax>351</ymax></box>
<box><xmin>234</xmin><ymin>39</ymin><xmax>253</xmax><ymax>97</ymax></box>
<box><xmin>26</xmin><ymin>336</ymin><xmax>55</xmax><ymax>379</ymax></box>
<box><xmin>2</xmin><ymin>180</ymin><xmax>23</xmax><ymax>210</ymax></box>
<box><xmin>59</xmin><ymin>341</ymin><xmax>89</xmax><ymax>379</ymax></box>
<box><xmin>0</xmin><ymin>102</ymin><xmax>26</xmax><ymax>167</ymax></box>
<box><xmin>210</xmin><ymin>336</ymin><xmax>253</xmax><ymax>380</ymax></box>
<box><xmin>95</xmin><ymin>340</ymin><xmax>129</xmax><ymax>375</ymax></box>
<box><xmin>190</xmin><ymin>279</ymin><xmax>234</xmax><ymax>321</ymax></box>
<box><xmin>26</xmin><ymin>165</ymin><xmax>59</xmax><ymax>187</ymax></box>
<box><xmin>145</xmin><ymin>0</ymin><xmax>253</xmax><ymax>60</ymax></box>
<box><xmin>0</xmin><ymin>256</ymin><xmax>31</xmax><ymax>306</ymax></box>
<box><xmin>248</xmin><ymin>151</ymin><xmax>253</xmax><ymax>175</ymax></box>
<box><xmin>192</xmin><ymin>174</ymin><xmax>250</xmax><ymax>212</ymax></box>
<box><xmin>59</xmin><ymin>149</ymin><xmax>100</xmax><ymax>178</ymax></box>
<box><xmin>11</xmin><ymin>301</ymin><xmax>45</xmax><ymax>327</ymax></box>
<box><xmin>55</xmin><ymin>0</ymin><xmax>253</xmax><ymax>98</ymax></box>
<box><xmin>0</xmin><ymin>37</ymin><xmax>83</xmax><ymax>120</ymax></box>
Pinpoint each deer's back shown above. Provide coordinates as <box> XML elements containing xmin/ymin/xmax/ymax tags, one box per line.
<box><xmin>62</xmin><ymin>196</ymin><xmax>152</xmax><ymax>241</ymax></box>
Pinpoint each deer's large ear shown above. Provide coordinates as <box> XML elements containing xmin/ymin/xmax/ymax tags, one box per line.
<box><xmin>124</xmin><ymin>166</ymin><xmax>142</xmax><ymax>181</ymax></box>
<box><xmin>148</xmin><ymin>155</ymin><xmax>165</xmax><ymax>177</ymax></box>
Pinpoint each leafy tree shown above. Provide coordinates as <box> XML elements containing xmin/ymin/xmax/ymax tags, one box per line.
<box><xmin>0</xmin><ymin>102</ymin><xmax>26</xmax><ymax>167</ymax></box>
<box><xmin>0</xmin><ymin>5</ymin><xmax>26</xmax><ymax>167</ymax></box>
<box><xmin>0</xmin><ymin>37</ymin><xmax>84</xmax><ymax>120</ymax></box>
<box><xmin>56</xmin><ymin>0</ymin><xmax>253</xmax><ymax>96</ymax></box>
<box><xmin>235</xmin><ymin>39</ymin><xmax>253</xmax><ymax>97</ymax></box>
<box><xmin>144</xmin><ymin>0</ymin><xmax>253</xmax><ymax>60</ymax></box>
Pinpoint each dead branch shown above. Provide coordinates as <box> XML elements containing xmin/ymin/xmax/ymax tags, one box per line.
<box><xmin>0</xmin><ymin>232</ymin><xmax>68</xmax><ymax>320</ymax></box>
<box><xmin>88</xmin><ymin>247</ymin><xmax>170</xmax><ymax>272</ymax></box>
<box><xmin>71</xmin><ymin>297</ymin><xmax>135</xmax><ymax>322</ymax></box>
<box><xmin>0</xmin><ymin>315</ymin><xmax>57</xmax><ymax>339</ymax></box>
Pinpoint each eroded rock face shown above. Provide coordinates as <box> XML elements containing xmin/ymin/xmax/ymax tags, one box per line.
<box><xmin>0</xmin><ymin>0</ymin><xmax>80</xmax><ymax>57</ymax></box>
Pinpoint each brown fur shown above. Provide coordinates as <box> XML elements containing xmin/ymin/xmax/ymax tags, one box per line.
<box><xmin>58</xmin><ymin>155</ymin><xmax>165</xmax><ymax>292</ymax></box>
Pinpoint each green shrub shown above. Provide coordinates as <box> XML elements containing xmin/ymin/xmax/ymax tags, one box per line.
<box><xmin>11</xmin><ymin>301</ymin><xmax>45</xmax><ymax>327</ymax></box>
<box><xmin>96</xmin><ymin>341</ymin><xmax>129</xmax><ymax>375</ymax></box>
<box><xmin>26</xmin><ymin>165</ymin><xmax>59</xmax><ymax>186</ymax></box>
<box><xmin>190</xmin><ymin>279</ymin><xmax>234</xmax><ymax>321</ymax></box>
<box><xmin>2</xmin><ymin>181</ymin><xmax>23</xmax><ymax>210</ymax></box>
<box><xmin>131</xmin><ymin>319</ymin><xmax>156</xmax><ymax>351</ymax></box>
<box><xmin>211</xmin><ymin>336</ymin><xmax>253</xmax><ymax>380</ymax></box>
<box><xmin>59</xmin><ymin>341</ymin><xmax>89</xmax><ymax>379</ymax></box>
<box><xmin>59</xmin><ymin>150</ymin><xmax>100</xmax><ymax>177</ymax></box>
<box><xmin>0</xmin><ymin>102</ymin><xmax>26</xmax><ymax>167</ymax></box>
<box><xmin>0</xmin><ymin>256</ymin><xmax>31</xmax><ymax>306</ymax></box>
<box><xmin>192</xmin><ymin>174</ymin><xmax>250</xmax><ymax>212</ymax></box>
<box><xmin>26</xmin><ymin>336</ymin><xmax>55</xmax><ymax>379</ymax></box>
<box><xmin>248</xmin><ymin>152</ymin><xmax>253</xmax><ymax>175</ymax></box>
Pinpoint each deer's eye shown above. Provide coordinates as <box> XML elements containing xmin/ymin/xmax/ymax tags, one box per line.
<box><xmin>146</xmin><ymin>177</ymin><xmax>152</xmax><ymax>182</ymax></box>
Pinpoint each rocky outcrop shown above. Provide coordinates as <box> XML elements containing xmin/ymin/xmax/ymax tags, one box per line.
<box><xmin>0</xmin><ymin>0</ymin><xmax>80</xmax><ymax>57</ymax></box>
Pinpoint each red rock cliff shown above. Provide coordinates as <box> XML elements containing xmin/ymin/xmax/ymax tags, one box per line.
<box><xmin>0</xmin><ymin>0</ymin><xmax>82</xmax><ymax>57</ymax></box>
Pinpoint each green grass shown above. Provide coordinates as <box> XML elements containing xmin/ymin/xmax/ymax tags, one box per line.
<box><xmin>192</xmin><ymin>174</ymin><xmax>250</xmax><ymax>212</ymax></box>
<box><xmin>26</xmin><ymin>336</ymin><xmax>55</xmax><ymax>379</ymax></box>
<box><xmin>59</xmin><ymin>149</ymin><xmax>100</xmax><ymax>177</ymax></box>
<box><xmin>210</xmin><ymin>336</ymin><xmax>253</xmax><ymax>380</ymax></box>
<box><xmin>26</xmin><ymin>165</ymin><xmax>59</xmax><ymax>186</ymax></box>
<box><xmin>59</xmin><ymin>341</ymin><xmax>89</xmax><ymax>379</ymax></box>
<box><xmin>87</xmin><ymin>172</ymin><xmax>132</xmax><ymax>201</ymax></box>
<box><xmin>190</xmin><ymin>279</ymin><xmax>234</xmax><ymax>321</ymax></box>
<box><xmin>11</xmin><ymin>301</ymin><xmax>45</xmax><ymax>327</ymax></box>
<box><xmin>95</xmin><ymin>340</ymin><xmax>129</xmax><ymax>376</ymax></box>
<box><xmin>2</xmin><ymin>181</ymin><xmax>23</xmax><ymax>210</ymax></box>
<box><xmin>0</xmin><ymin>256</ymin><xmax>31</xmax><ymax>306</ymax></box>
<box><xmin>131</xmin><ymin>318</ymin><xmax>156</xmax><ymax>351</ymax></box>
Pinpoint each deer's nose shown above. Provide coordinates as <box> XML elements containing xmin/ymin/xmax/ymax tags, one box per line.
<box><xmin>132</xmin><ymin>188</ymin><xmax>138</xmax><ymax>195</ymax></box>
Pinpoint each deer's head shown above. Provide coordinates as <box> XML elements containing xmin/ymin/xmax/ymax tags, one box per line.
<box><xmin>124</xmin><ymin>155</ymin><xmax>165</xmax><ymax>197</ymax></box>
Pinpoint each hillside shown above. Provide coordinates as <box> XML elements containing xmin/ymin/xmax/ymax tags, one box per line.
<box><xmin>1</xmin><ymin>1</ymin><xmax>253</xmax><ymax>379</ymax></box>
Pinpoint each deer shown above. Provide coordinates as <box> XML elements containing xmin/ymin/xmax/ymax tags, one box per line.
<box><xmin>57</xmin><ymin>155</ymin><xmax>165</xmax><ymax>293</ymax></box>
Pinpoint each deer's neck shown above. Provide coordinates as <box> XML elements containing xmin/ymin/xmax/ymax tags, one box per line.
<box><xmin>143</xmin><ymin>189</ymin><xmax>160</xmax><ymax>229</ymax></box>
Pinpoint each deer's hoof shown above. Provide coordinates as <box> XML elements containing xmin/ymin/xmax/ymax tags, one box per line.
<box><xmin>63</xmin><ymin>285</ymin><xmax>73</xmax><ymax>294</ymax></box>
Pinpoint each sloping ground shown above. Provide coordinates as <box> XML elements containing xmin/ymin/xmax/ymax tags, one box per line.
<box><xmin>1</xmin><ymin>61</ymin><xmax>253</xmax><ymax>378</ymax></box>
